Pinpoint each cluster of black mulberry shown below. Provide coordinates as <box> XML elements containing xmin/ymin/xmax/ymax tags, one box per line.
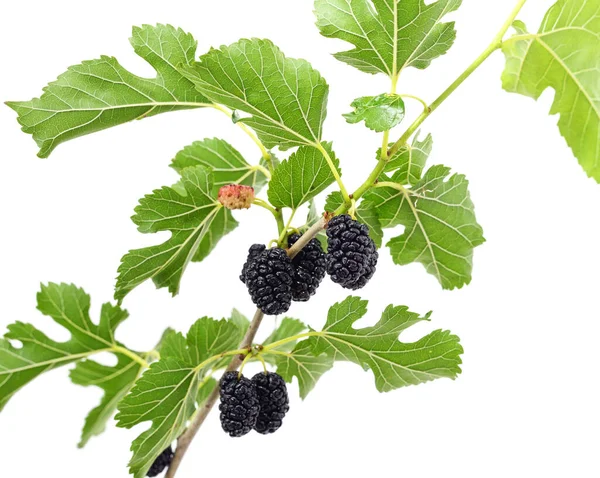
<box><xmin>219</xmin><ymin>371</ymin><xmax>290</xmax><ymax>437</ymax></box>
<box><xmin>240</xmin><ymin>215</ymin><xmax>378</xmax><ymax>315</ymax></box>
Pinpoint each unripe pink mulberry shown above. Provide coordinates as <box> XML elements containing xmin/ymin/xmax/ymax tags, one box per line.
<box><xmin>218</xmin><ymin>184</ymin><xmax>255</xmax><ymax>210</ymax></box>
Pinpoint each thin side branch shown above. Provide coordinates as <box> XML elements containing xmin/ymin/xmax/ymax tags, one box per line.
<box><xmin>166</xmin><ymin>308</ymin><xmax>265</xmax><ymax>478</ymax></box>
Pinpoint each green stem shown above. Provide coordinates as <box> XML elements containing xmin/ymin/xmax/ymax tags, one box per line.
<box><xmin>375</xmin><ymin>181</ymin><xmax>409</xmax><ymax>193</ymax></box>
<box><xmin>261</xmin><ymin>349</ymin><xmax>291</xmax><ymax>358</ymax></box>
<box><xmin>399</xmin><ymin>94</ymin><xmax>430</xmax><ymax>112</ymax></box>
<box><xmin>380</xmin><ymin>130</ymin><xmax>391</xmax><ymax>160</ymax></box>
<box><xmin>253</xmin><ymin>198</ymin><xmax>278</xmax><ymax>215</ymax></box>
<box><xmin>502</xmin><ymin>32</ymin><xmax>538</xmax><ymax>46</ymax></box>
<box><xmin>277</xmin><ymin>209</ymin><xmax>297</xmax><ymax>245</ymax></box>
<box><xmin>252</xmin><ymin>164</ymin><xmax>272</xmax><ymax>180</ymax></box>
<box><xmin>209</xmin><ymin>104</ymin><xmax>272</xmax><ymax>164</ymax></box>
<box><xmin>275</xmin><ymin>209</ymin><xmax>285</xmax><ymax>235</ymax></box>
<box><xmin>387</xmin><ymin>0</ymin><xmax>528</xmax><ymax>157</ymax></box>
<box><xmin>112</xmin><ymin>345</ymin><xmax>149</xmax><ymax>368</ymax></box>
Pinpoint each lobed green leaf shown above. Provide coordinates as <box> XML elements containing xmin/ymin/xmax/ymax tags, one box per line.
<box><xmin>6</xmin><ymin>24</ymin><xmax>208</xmax><ymax>157</ymax></box>
<box><xmin>115</xmin><ymin>166</ymin><xmax>236</xmax><ymax>300</ymax></box>
<box><xmin>0</xmin><ymin>284</ymin><xmax>145</xmax><ymax>448</ymax></box>
<box><xmin>70</xmin><ymin>355</ymin><xmax>144</xmax><ymax>448</ymax></box>
<box><xmin>365</xmin><ymin>165</ymin><xmax>485</xmax><ymax>289</ymax></box>
<box><xmin>501</xmin><ymin>0</ymin><xmax>600</xmax><ymax>181</ymax></box>
<box><xmin>180</xmin><ymin>38</ymin><xmax>329</xmax><ymax>150</ymax></box>
<box><xmin>309</xmin><ymin>297</ymin><xmax>463</xmax><ymax>392</ymax></box>
<box><xmin>314</xmin><ymin>0</ymin><xmax>462</xmax><ymax>77</ymax></box>
<box><xmin>0</xmin><ymin>284</ymin><xmax>129</xmax><ymax>411</ymax></box>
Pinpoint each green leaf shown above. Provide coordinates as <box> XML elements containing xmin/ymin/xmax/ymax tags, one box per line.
<box><xmin>0</xmin><ymin>283</ymin><xmax>134</xmax><ymax>412</ymax></box>
<box><xmin>365</xmin><ymin>165</ymin><xmax>485</xmax><ymax>289</ymax></box>
<box><xmin>314</xmin><ymin>0</ymin><xmax>462</xmax><ymax>76</ymax></box>
<box><xmin>310</xmin><ymin>297</ymin><xmax>463</xmax><ymax>391</ymax></box>
<box><xmin>385</xmin><ymin>131</ymin><xmax>433</xmax><ymax>184</ymax></box>
<box><xmin>275</xmin><ymin>341</ymin><xmax>334</xmax><ymax>399</ymax></box>
<box><xmin>343</xmin><ymin>94</ymin><xmax>405</xmax><ymax>132</ymax></box>
<box><xmin>324</xmin><ymin>192</ymin><xmax>383</xmax><ymax>248</ymax></box>
<box><xmin>117</xmin><ymin>316</ymin><xmax>245</xmax><ymax>478</ymax></box>
<box><xmin>267</xmin><ymin>143</ymin><xmax>340</xmax><ymax>209</ymax></box>
<box><xmin>502</xmin><ymin>1</ymin><xmax>600</xmax><ymax>181</ymax></box>
<box><xmin>70</xmin><ymin>355</ymin><xmax>144</xmax><ymax>448</ymax></box>
<box><xmin>170</xmin><ymin>138</ymin><xmax>268</xmax><ymax>193</ymax></box>
<box><xmin>115</xmin><ymin>166</ymin><xmax>237</xmax><ymax>300</ymax></box>
<box><xmin>180</xmin><ymin>39</ymin><xmax>329</xmax><ymax>150</ymax></box>
<box><xmin>6</xmin><ymin>24</ymin><xmax>208</xmax><ymax>158</ymax></box>
<box><xmin>116</xmin><ymin>358</ymin><xmax>198</xmax><ymax>478</ymax></box>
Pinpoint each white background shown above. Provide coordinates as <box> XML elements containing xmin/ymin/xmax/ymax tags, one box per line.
<box><xmin>1</xmin><ymin>0</ymin><xmax>599</xmax><ymax>477</ymax></box>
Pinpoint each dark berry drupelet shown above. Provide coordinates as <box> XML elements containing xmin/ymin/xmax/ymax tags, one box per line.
<box><xmin>147</xmin><ymin>446</ymin><xmax>174</xmax><ymax>477</ymax></box>
<box><xmin>326</xmin><ymin>214</ymin><xmax>378</xmax><ymax>290</ymax></box>
<box><xmin>219</xmin><ymin>372</ymin><xmax>260</xmax><ymax>437</ymax></box>
<box><xmin>240</xmin><ymin>244</ymin><xmax>266</xmax><ymax>284</ymax></box>
<box><xmin>287</xmin><ymin>233</ymin><xmax>327</xmax><ymax>302</ymax></box>
<box><xmin>252</xmin><ymin>372</ymin><xmax>290</xmax><ymax>434</ymax></box>
<box><xmin>244</xmin><ymin>248</ymin><xmax>294</xmax><ymax>315</ymax></box>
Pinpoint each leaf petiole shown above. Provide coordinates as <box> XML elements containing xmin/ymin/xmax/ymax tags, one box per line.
<box><xmin>193</xmin><ymin>348</ymin><xmax>251</xmax><ymax>374</ymax></box>
<box><xmin>111</xmin><ymin>345</ymin><xmax>150</xmax><ymax>368</ymax></box>
<box><xmin>399</xmin><ymin>94</ymin><xmax>430</xmax><ymax>112</ymax></box>
<box><xmin>373</xmin><ymin>181</ymin><xmax>409</xmax><ymax>193</ymax></box>
<box><xmin>252</xmin><ymin>198</ymin><xmax>278</xmax><ymax>215</ymax></box>
<box><xmin>260</xmin><ymin>331</ymin><xmax>323</xmax><ymax>353</ymax></box>
<box><xmin>315</xmin><ymin>142</ymin><xmax>351</xmax><ymax>205</ymax></box>
<box><xmin>276</xmin><ymin>209</ymin><xmax>297</xmax><ymax>245</ymax></box>
<box><xmin>252</xmin><ymin>164</ymin><xmax>272</xmax><ymax>180</ymax></box>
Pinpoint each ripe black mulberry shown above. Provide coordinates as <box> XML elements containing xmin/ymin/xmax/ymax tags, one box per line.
<box><xmin>243</xmin><ymin>247</ymin><xmax>294</xmax><ymax>315</ymax></box>
<box><xmin>326</xmin><ymin>214</ymin><xmax>378</xmax><ymax>290</ymax></box>
<box><xmin>219</xmin><ymin>372</ymin><xmax>260</xmax><ymax>437</ymax></box>
<box><xmin>240</xmin><ymin>244</ymin><xmax>266</xmax><ymax>284</ymax></box>
<box><xmin>287</xmin><ymin>233</ymin><xmax>327</xmax><ymax>301</ymax></box>
<box><xmin>147</xmin><ymin>446</ymin><xmax>174</xmax><ymax>477</ymax></box>
<box><xmin>252</xmin><ymin>372</ymin><xmax>290</xmax><ymax>434</ymax></box>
